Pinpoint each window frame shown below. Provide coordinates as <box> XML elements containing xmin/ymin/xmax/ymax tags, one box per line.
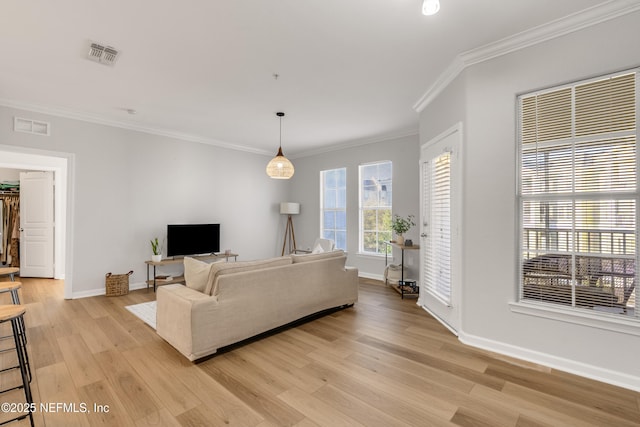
<box><xmin>358</xmin><ymin>160</ymin><xmax>393</xmax><ymax>256</ymax></box>
<box><xmin>515</xmin><ymin>68</ymin><xmax>640</xmax><ymax>326</ymax></box>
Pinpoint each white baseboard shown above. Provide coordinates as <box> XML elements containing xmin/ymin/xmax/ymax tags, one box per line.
<box><xmin>358</xmin><ymin>272</ymin><xmax>384</xmax><ymax>282</ymax></box>
<box><xmin>74</xmin><ymin>274</ymin><xmax>386</xmax><ymax>299</ymax></box>
<box><xmin>71</xmin><ymin>281</ymin><xmax>149</xmax><ymax>299</ymax></box>
<box><xmin>458</xmin><ymin>331</ymin><xmax>640</xmax><ymax>393</ymax></box>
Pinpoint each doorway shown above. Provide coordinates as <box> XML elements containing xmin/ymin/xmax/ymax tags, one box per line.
<box><xmin>0</xmin><ymin>145</ymin><xmax>73</xmax><ymax>298</ymax></box>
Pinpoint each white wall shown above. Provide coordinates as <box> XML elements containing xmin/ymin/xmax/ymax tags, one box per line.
<box><xmin>0</xmin><ymin>168</ymin><xmax>25</xmax><ymax>181</ymax></box>
<box><xmin>420</xmin><ymin>12</ymin><xmax>640</xmax><ymax>389</ymax></box>
<box><xmin>1</xmin><ymin>104</ymin><xmax>420</xmax><ymax>292</ymax></box>
<box><xmin>290</xmin><ymin>134</ymin><xmax>420</xmax><ymax>280</ymax></box>
<box><xmin>0</xmin><ymin>106</ymin><xmax>289</xmax><ymax>297</ymax></box>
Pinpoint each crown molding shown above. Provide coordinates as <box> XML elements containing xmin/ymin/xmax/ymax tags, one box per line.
<box><xmin>412</xmin><ymin>56</ymin><xmax>465</xmax><ymax>114</ymax></box>
<box><xmin>0</xmin><ymin>98</ymin><xmax>272</xmax><ymax>156</ymax></box>
<box><xmin>290</xmin><ymin>128</ymin><xmax>419</xmax><ymax>159</ymax></box>
<box><xmin>413</xmin><ymin>0</ymin><xmax>640</xmax><ymax>113</ymax></box>
<box><xmin>1</xmin><ymin>97</ymin><xmax>418</xmax><ymax>159</ymax></box>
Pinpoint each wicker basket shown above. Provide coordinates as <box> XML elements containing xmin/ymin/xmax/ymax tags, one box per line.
<box><xmin>105</xmin><ymin>271</ymin><xmax>133</xmax><ymax>296</ymax></box>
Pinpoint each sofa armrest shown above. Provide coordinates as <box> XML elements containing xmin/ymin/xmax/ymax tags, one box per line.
<box><xmin>345</xmin><ymin>266</ymin><xmax>359</xmax><ymax>301</ymax></box>
<box><xmin>156</xmin><ymin>284</ymin><xmax>218</xmax><ymax>361</ymax></box>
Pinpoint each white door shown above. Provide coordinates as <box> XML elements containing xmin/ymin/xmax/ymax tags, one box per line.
<box><xmin>419</xmin><ymin>124</ymin><xmax>462</xmax><ymax>334</ymax></box>
<box><xmin>19</xmin><ymin>171</ymin><xmax>54</xmax><ymax>277</ymax></box>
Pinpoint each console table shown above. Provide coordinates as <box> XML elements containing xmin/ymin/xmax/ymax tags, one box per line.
<box><xmin>384</xmin><ymin>242</ymin><xmax>420</xmax><ymax>299</ymax></box>
<box><xmin>145</xmin><ymin>253</ymin><xmax>238</xmax><ymax>292</ymax></box>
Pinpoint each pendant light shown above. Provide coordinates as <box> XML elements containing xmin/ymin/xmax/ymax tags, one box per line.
<box><xmin>266</xmin><ymin>112</ymin><xmax>295</xmax><ymax>179</ymax></box>
<box><xmin>422</xmin><ymin>0</ymin><xmax>440</xmax><ymax>15</ymax></box>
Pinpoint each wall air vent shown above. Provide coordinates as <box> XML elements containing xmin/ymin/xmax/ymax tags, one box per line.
<box><xmin>14</xmin><ymin>117</ymin><xmax>50</xmax><ymax>136</ymax></box>
<box><xmin>87</xmin><ymin>41</ymin><xmax>120</xmax><ymax>66</ymax></box>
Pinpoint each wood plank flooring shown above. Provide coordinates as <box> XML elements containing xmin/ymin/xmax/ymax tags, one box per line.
<box><xmin>0</xmin><ymin>277</ymin><xmax>638</xmax><ymax>426</ymax></box>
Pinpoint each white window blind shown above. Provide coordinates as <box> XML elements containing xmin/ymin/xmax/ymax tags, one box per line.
<box><xmin>518</xmin><ymin>70</ymin><xmax>639</xmax><ymax>319</ymax></box>
<box><xmin>423</xmin><ymin>152</ymin><xmax>452</xmax><ymax>302</ymax></box>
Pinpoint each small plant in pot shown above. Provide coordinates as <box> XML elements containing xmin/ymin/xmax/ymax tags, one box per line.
<box><xmin>150</xmin><ymin>237</ymin><xmax>162</xmax><ymax>262</ymax></box>
<box><xmin>391</xmin><ymin>214</ymin><xmax>415</xmax><ymax>245</ymax></box>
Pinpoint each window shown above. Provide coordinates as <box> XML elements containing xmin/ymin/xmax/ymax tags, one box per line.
<box><xmin>321</xmin><ymin>168</ymin><xmax>347</xmax><ymax>250</ymax></box>
<box><xmin>359</xmin><ymin>161</ymin><xmax>392</xmax><ymax>255</ymax></box>
<box><xmin>518</xmin><ymin>70</ymin><xmax>638</xmax><ymax>319</ymax></box>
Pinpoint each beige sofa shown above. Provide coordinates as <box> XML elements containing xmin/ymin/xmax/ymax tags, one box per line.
<box><xmin>156</xmin><ymin>250</ymin><xmax>358</xmax><ymax>361</ymax></box>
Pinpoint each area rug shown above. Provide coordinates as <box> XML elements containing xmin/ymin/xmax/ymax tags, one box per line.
<box><xmin>125</xmin><ymin>301</ymin><xmax>157</xmax><ymax>330</ymax></box>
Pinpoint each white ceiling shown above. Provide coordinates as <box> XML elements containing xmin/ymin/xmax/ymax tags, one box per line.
<box><xmin>0</xmin><ymin>0</ymin><xmax>622</xmax><ymax>156</ymax></box>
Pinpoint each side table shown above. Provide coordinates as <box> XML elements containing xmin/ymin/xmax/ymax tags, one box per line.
<box><xmin>145</xmin><ymin>253</ymin><xmax>238</xmax><ymax>292</ymax></box>
<box><xmin>384</xmin><ymin>242</ymin><xmax>420</xmax><ymax>299</ymax></box>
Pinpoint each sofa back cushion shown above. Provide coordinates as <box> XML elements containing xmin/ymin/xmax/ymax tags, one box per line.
<box><xmin>207</xmin><ymin>256</ymin><xmax>292</xmax><ymax>296</ymax></box>
<box><xmin>290</xmin><ymin>249</ymin><xmax>344</xmax><ymax>264</ymax></box>
<box><xmin>184</xmin><ymin>256</ymin><xmax>214</xmax><ymax>293</ymax></box>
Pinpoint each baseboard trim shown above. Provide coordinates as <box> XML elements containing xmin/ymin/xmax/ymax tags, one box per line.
<box><xmin>358</xmin><ymin>272</ymin><xmax>384</xmax><ymax>282</ymax></box>
<box><xmin>76</xmin><ymin>275</ymin><xmax>384</xmax><ymax>298</ymax></box>
<box><xmin>71</xmin><ymin>281</ymin><xmax>148</xmax><ymax>299</ymax></box>
<box><xmin>458</xmin><ymin>330</ymin><xmax>640</xmax><ymax>393</ymax></box>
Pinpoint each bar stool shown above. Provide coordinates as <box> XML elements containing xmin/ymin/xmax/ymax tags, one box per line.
<box><xmin>0</xmin><ymin>282</ymin><xmax>30</xmax><ymax>382</ymax></box>
<box><xmin>0</xmin><ymin>267</ymin><xmax>19</xmax><ymax>281</ymax></box>
<box><xmin>0</xmin><ymin>281</ymin><xmax>24</xmax><ymax>306</ymax></box>
<box><xmin>0</xmin><ymin>305</ymin><xmax>34</xmax><ymax>427</ymax></box>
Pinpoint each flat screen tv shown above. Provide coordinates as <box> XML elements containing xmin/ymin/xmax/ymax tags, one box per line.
<box><xmin>167</xmin><ymin>224</ymin><xmax>220</xmax><ymax>257</ymax></box>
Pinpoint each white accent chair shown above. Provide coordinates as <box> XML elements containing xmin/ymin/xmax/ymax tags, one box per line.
<box><xmin>295</xmin><ymin>238</ymin><xmax>335</xmax><ymax>254</ymax></box>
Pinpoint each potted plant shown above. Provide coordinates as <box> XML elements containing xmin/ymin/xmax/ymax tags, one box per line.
<box><xmin>150</xmin><ymin>237</ymin><xmax>162</xmax><ymax>262</ymax></box>
<box><xmin>391</xmin><ymin>214</ymin><xmax>415</xmax><ymax>245</ymax></box>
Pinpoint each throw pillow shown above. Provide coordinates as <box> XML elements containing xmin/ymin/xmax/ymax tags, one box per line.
<box><xmin>311</xmin><ymin>243</ymin><xmax>325</xmax><ymax>254</ymax></box>
<box><xmin>183</xmin><ymin>256</ymin><xmax>213</xmax><ymax>293</ymax></box>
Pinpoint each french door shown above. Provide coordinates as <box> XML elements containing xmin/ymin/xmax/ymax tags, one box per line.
<box><xmin>419</xmin><ymin>124</ymin><xmax>462</xmax><ymax>334</ymax></box>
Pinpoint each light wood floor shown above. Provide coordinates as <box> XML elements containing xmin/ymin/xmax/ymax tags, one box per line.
<box><xmin>0</xmin><ymin>277</ymin><xmax>638</xmax><ymax>426</ymax></box>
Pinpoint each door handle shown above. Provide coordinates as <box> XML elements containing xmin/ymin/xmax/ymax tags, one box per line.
<box><xmin>19</xmin><ymin>228</ymin><xmax>24</xmax><ymax>232</ymax></box>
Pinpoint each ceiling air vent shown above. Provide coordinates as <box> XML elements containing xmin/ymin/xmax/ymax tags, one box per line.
<box><xmin>87</xmin><ymin>42</ymin><xmax>120</xmax><ymax>66</ymax></box>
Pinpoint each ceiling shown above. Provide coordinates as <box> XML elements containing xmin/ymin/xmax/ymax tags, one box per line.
<box><xmin>0</xmin><ymin>0</ymin><xmax>617</xmax><ymax>157</ymax></box>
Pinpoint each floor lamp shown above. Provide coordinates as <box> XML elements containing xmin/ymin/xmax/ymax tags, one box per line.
<box><xmin>280</xmin><ymin>202</ymin><xmax>300</xmax><ymax>255</ymax></box>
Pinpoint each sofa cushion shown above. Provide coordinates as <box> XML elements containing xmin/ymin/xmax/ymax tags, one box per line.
<box><xmin>206</xmin><ymin>256</ymin><xmax>293</xmax><ymax>296</ymax></box>
<box><xmin>291</xmin><ymin>249</ymin><xmax>344</xmax><ymax>264</ymax></box>
<box><xmin>183</xmin><ymin>256</ymin><xmax>214</xmax><ymax>293</ymax></box>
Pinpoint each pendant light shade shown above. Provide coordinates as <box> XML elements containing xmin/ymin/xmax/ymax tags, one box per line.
<box><xmin>266</xmin><ymin>112</ymin><xmax>295</xmax><ymax>179</ymax></box>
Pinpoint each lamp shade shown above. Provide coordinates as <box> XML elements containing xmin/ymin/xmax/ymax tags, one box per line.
<box><xmin>266</xmin><ymin>147</ymin><xmax>295</xmax><ymax>179</ymax></box>
<box><xmin>280</xmin><ymin>202</ymin><xmax>300</xmax><ymax>215</ymax></box>
<box><xmin>266</xmin><ymin>112</ymin><xmax>295</xmax><ymax>179</ymax></box>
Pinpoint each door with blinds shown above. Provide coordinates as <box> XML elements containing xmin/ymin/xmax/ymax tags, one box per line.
<box><xmin>419</xmin><ymin>124</ymin><xmax>461</xmax><ymax>333</ymax></box>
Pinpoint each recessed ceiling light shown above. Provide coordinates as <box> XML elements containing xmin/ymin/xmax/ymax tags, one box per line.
<box><xmin>422</xmin><ymin>0</ymin><xmax>440</xmax><ymax>15</ymax></box>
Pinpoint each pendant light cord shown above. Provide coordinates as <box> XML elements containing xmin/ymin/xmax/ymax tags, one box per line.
<box><xmin>277</xmin><ymin>111</ymin><xmax>285</xmax><ymax>151</ymax></box>
<box><xmin>279</xmin><ymin>115</ymin><xmax>282</xmax><ymax>149</ymax></box>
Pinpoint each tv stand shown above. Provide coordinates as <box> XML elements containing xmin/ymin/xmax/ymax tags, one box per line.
<box><xmin>145</xmin><ymin>252</ymin><xmax>238</xmax><ymax>292</ymax></box>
